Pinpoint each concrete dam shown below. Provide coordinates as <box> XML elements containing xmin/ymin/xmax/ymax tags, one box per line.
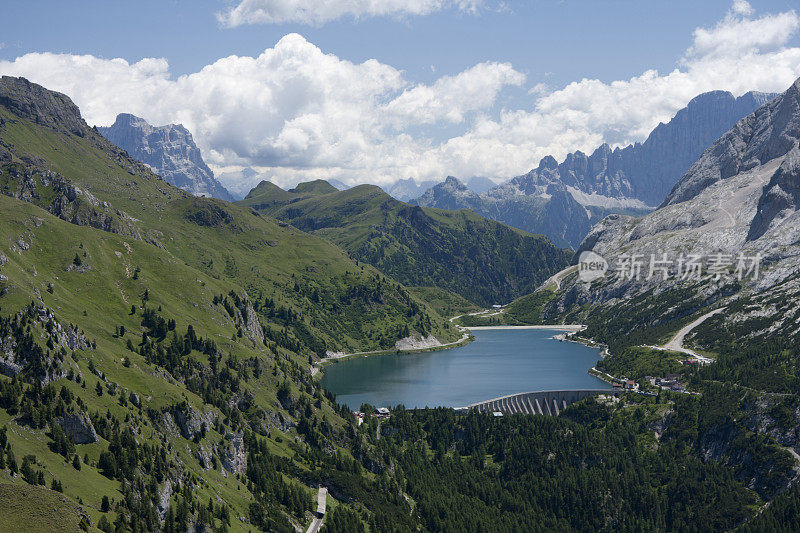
<box><xmin>466</xmin><ymin>389</ymin><xmax>622</xmax><ymax>416</ymax></box>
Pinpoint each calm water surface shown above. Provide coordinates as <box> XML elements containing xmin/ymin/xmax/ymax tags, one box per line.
<box><xmin>321</xmin><ymin>328</ymin><xmax>610</xmax><ymax>409</ymax></box>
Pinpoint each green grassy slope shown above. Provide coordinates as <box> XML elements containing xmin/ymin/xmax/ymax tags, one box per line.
<box><xmin>0</xmin><ymin>103</ymin><xmax>456</xmax><ymax>354</ymax></box>
<box><xmin>238</xmin><ymin>182</ymin><xmax>571</xmax><ymax>306</ymax></box>
<box><xmin>0</xmin><ymin>193</ymin><xmax>318</xmax><ymax>530</ymax></box>
<box><xmin>0</xmin><ymin>77</ymin><xmax>459</xmax><ymax>531</ymax></box>
<box><xmin>406</xmin><ymin>286</ymin><xmax>481</xmax><ymax>318</ymax></box>
<box><xmin>0</xmin><ymin>482</ymin><xmax>88</xmax><ymax>532</ymax></box>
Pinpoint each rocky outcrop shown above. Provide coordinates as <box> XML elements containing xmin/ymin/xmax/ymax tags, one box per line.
<box><xmin>394</xmin><ymin>335</ymin><xmax>441</xmax><ymax>351</ymax></box>
<box><xmin>56</xmin><ymin>412</ymin><xmax>98</xmax><ymax>444</ymax></box>
<box><xmin>0</xmin><ymin>76</ymin><xmax>86</xmax><ymax>137</ymax></box>
<box><xmin>413</xmin><ymin>90</ymin><xmax>775</xmax><ymax>248</ymax></box>
<box><xmin>227</xmin><ymin>293</ymin><xmax>264</xmax><ymax>345</ymax></box>
<box><xmin>157</xmin><ymin>479</ymin><xmax>173</xmax><ymax>520</ymax></box>
<box><xmin>221</xmin><ymin>432</ymin><xmax>247</xmax><ymax>474</ymax></box>
<box><xmin>168</xmin><ymin>403</ymin><xmax>215</xmax><ymax>441</ymax></box>
<box><xmin>0</xmin><ymin>305</ymin><xmax>92</xmax><ymax>383</ymax></box>
<box><xmin>99</xmin><ymin>113</ymin><xmax>233</xmax><ymax>201</ymax></box>
<box><xmin>2</xmin><ymin>165</ymin><xmax>142</xmax><ymax>240</ymax></box>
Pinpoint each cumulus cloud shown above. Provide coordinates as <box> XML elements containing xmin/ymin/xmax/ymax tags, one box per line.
<box><xmin>687</xmin><ymin>1</ymin><xmax>799</xmax><ymax>59</ymax></box>
<box><xmin>217</xmin><ymin>0</ymin><xmax>483</xmax><ymax>27</ymax></box>
<box><xmin>385</xmin><ymin>62</ymin><xmax>524</xmax><ymax>125</ymax></box>
<box><xmin>1</xmin><ymin>2</ymin><xmax>799</xmax><ymax>191</ymax></box>
<box><xmin>0</xmin><ymin>33</ymin><xmax>519</xmax><ymax>187</ymax></box>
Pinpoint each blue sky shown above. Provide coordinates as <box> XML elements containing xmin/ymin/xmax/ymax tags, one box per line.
<box><xmin>4</xmin><ymin>1</ymin><xmax>797</xmax><ymax>85</ymax></box>
<box><xmin>1</xmin><ymin>0</ymin><xmax>800</xmax><ymax>192</ymax></box>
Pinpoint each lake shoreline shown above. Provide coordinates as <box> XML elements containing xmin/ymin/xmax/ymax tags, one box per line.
<box><xmin>313</xmin><ymin>332</ymin><xmax>474</xmax><ymax>377</ymax></box>
<box><xmin>313</xmin><ymin>323</ymin><xmax>588</xmax><ymax>378</ymax></box>
<box><xmin>320</xmin><ymin>326</ymin><xmax>611</xmax><ymax>409</ymax></box>
<box><xmin>468</xmin><ymin>325</ymin><xmax>585</xmax><ymax>332</ymax></box>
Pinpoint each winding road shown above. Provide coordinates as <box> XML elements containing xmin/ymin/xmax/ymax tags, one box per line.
<box><xmin>540</xmin><ymin>265</ymin><xmax>578</xmax><ymax>291</ymax></box>
<box><xmin>647</xmin><ymin>308</ymin><xmax>726</xmax><ymax>364</ymax></box>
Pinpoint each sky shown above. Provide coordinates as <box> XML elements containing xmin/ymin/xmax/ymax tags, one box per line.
<box><xmin>1</xmin><ymin>0</ymin><xmax>800</xmax><ymax>194</ymax></box>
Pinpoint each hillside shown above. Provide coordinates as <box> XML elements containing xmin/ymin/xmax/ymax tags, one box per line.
<box><xmin>0</xmin><ymin>74</ymin><xmax>798</xmax><ymax>533</ymax></box>
<box><xmin>0</xmin><ymin>76</ymin><xmax>456</xmax><ymax>355</ymax></box>
<box><xmin>239</xmin><ymin>181</ymin><xmax>571</xmax><ymax>306</ymax></box>
<box><xmin>0</xmin><ymin>76</ymin><xmax>465</xmax><ymax>530</ymax></box>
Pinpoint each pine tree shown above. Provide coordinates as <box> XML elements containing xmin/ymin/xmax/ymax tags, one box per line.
<box><xmin>7</xmin><ymin>449</ymin><xmax>17</xmax><ymax>475</ymax></box>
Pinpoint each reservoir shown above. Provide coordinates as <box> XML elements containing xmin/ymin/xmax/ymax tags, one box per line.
<box><xmin>320</xmin><ymin>327</ymin><xmax>611</xmax><ymax>410</ymax></box>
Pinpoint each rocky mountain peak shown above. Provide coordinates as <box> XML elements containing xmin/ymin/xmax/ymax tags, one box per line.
<box><xmin>662</xmin><ymin>78</ymin><xmax>800</xmax><ymax>208</ymax></box>
<box><xmin>443</xmin><ymin>175</ymin><xmax>465</xmax><ymax>187</ymax></box>
<box><xmin>413</xmin><ymin>175</ymin><xmax>483</xmax><ymax>211</ymax></box>
<box><xmin>0</xmin><ymin>76</ymin><xmax>87</xmax><ymax>137</ymax></box>
<box><xmin>538</xmin><ymin>155</ymin><xmax>558</xmax><ymax>170</ymax></box>
<box><xmin>99</xmin><ymin>113</ymin><xmax>233</xmax><ymax>201</ymax></box>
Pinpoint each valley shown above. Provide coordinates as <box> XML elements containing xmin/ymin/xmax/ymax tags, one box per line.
<box><xmin>1</xmin><ymin>10</ymin><xmax>800</xmax><ymax>531</ymax></box>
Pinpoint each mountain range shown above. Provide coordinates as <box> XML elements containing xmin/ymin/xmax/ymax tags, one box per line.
<box><xmin>2</xmin><ymin>72</ymin><xmax>800</xmax><ymax>532</ymax></box>
<box><xmin>524</xmin><ymin>76</ymin><xmax>800</xmax><ymax>392</ymax></box>
<box><xmin>414</xmin><ymin>90</ymin><xmax>777</xmax><ymax>248</ymax></box>
<box><xmin>98</xmin><ymin>113</ymin><xmax>234</xmax><ymax>202</ymax></box>
<box><xmin>0</xmin><ymin>74</ymin><xmax>481</xmax><ymax>529</ymax></box>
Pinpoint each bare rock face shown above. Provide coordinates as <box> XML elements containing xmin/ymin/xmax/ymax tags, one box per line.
<box><xmin>548</xmin><ymin>77</ymin><xmax>800</xmax><ymax>344</ymax></box>
<box><xmin>157</xmin><ymin>479</ymin><xmax>173</xmax><ymax>520</ymax></box>
<box><xmin>747</xmin><ymin>146</ymin><xmax>800</xmax><ymax>241</ymax></box>
<box><xmin>221</xmin><ymin>432</ymin><xmax>247</xmax><ymax>474</ymax></box>
<box><xmin>663</xmin><ymin>80</ymin><xmax>800</xmax><ymax>207</ymax></box>
<box><xmin>226</xmin><ymin>293</ymin><xmax>264</xmax><ymax>345</ymax></box>
<box><xmin>169</xmin><ymin>403</ymin><xmax>215</xmax><ymax>441</ymax></box>
<box><xmin>0</xmin><ymin>76</ymin><xmax>86</xmax><ymax>137</ymax></box>
<box><xmin>413</xmin><ymin>90</ymin><xmax>774</xmax><ymax>248</ymax></box>
<box><xmin>57</xmin><ymin>412</ymin><xmax>98</xmax><ymax>444</ymax></box>
<box><xmin>98</xmin><ymin>113</ymin><xmax>234</xmax><ymax>201</ymax></box>
<box><xmin>241</xmin><ymin>300</ymin><xmax>264</xmax><ymax>345</ymax></box>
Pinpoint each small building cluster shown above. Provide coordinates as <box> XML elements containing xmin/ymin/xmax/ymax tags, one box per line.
<box><xmin>612</xmin><ymin>379</ymin><xmax>639</xmax><ymax>392</ymax></box>
<box><xmin>353</xmin><ymin>407</ymin><xmax>391</xmax><ymax>424</ymax></box>
<box><xmin>653</xmin><ymin>373</ymin><xmax>685</xmax><ymax>391</ymax></box>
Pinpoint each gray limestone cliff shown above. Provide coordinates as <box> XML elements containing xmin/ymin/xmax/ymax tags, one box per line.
<box><xmin>414</xmin><ymin>90</ymin><xmax>775</xmax><ymax>248</ymax></box>
<box><xmin>99</xmin><ymin>113</ymin><xmax>233</xmax><ymax>201</ymax></box>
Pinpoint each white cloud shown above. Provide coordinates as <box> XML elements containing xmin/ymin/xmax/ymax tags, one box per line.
<box><xmin>0</xmin><ymin>33</ymin><xmax>519</xmax><ymax>188</ymax></box>
<box><xmin>687</xmin><ymin>1</ymin><xmax>799</xmax><ymax>59</ymax></box>
<box><xmin>385</xmin><ymin>62</ymin><xmax>524</xmax><ymax>125</ymax></box>
<box><xmin>1</xmin><ymin>2</ymin><xmax>800</xmax><ymax>192</ymax></box>
<box><xmin>217</xmin><ymin>0</ymin><xmax>483</xmax><ymax>27</ymax></box>
<box><xmin>732</xmin><ymin>0</ymin><xmax>753</xmax><ymax>16</ymax></box>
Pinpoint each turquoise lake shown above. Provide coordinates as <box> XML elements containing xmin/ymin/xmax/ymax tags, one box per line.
<box><xmin>320</xmin><ymin>328</ymin><xmax>611</xmax><ymax>409</ymax></box>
